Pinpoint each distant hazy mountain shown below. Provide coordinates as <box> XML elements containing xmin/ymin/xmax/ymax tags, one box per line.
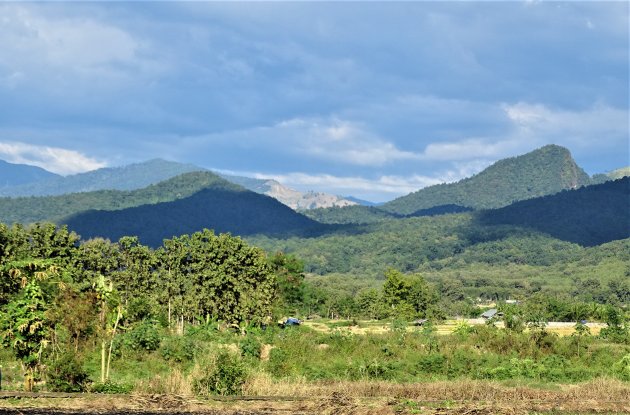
<box><xmin>592</xmin><ymin>166</ymin><xmax>630</xmax><ymax>184</ymax></box>
<box><xmin>0</xmin><ymin>171</ymin><xmax>237</xmax><ymax>224</ymax></box>
<box><xmin>344</xmin><ymin>196</ymin><xmax>380</xmax><ymax>206</ymax></box>
<box><xmin>0</xmin><ymin>159</ymin><xmax>205</xmax><ymax>197</ymax></box>
<box><xmin>382</xmin><ymin>145</ymin><xmax>592</xmax><ymax>215</ymax></box>
<box><xmin>478</xmin><ymin>177</ymin><xmax>630</xmax><ymax>246</ymax></box>
<box><xmin>220</xmin><ymin>174</ymin><xmax>357</xmax><ymax>209</ymax></box>
<box><xmin>0</xmin><ymin>159</ymin><xmax>60</xmax><ymax>188</ymax></box>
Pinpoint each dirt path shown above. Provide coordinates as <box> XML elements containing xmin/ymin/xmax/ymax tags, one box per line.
<box><xmin>1</xmin><ymin>382</ymin><xmax>628</xmax><ymax>415</ymax></box>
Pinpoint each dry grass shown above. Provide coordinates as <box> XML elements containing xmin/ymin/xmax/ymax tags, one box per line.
<box><xmin>1</xmin><ymin>378</ymin><xmax>628</xmax><ymax>414</ymax></box>
<box><xmin>133</xmin><ymin>367</ymin><xmax>194</xmax><ymax>396</ymax></box>
<box><xmin>244</xmin><ymin>373</ymin><xmax>629</xmax><ymax>401</ymax></box>
<box><xmin>302</xmin><ymin>319</ymin><xmax>605</xmax><ymax>337</ymax></box>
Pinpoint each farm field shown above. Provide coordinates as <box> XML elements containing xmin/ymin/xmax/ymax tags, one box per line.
<box><xmin>0</xmin><ymin>378</ymin><xmax>629</xmax><ymax>414</ymax></box>
<box><xmin>301</xmin><ymin>319</ymin><xmax>606</xmax><ymax>337</ymax></box>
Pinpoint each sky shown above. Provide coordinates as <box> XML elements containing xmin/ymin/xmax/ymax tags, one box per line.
<box><xmin>0</xmin><ymin>2</ymin><xmax>628</xmax><ymax>202</ymax></box>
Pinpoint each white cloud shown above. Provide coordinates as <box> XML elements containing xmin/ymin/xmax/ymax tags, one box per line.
<box><xmin>417</xmin><ymin>102</ymin><xmax>628</xmax><ymax>164</ymax></box>
<box><xmin>502</xmin><ymin>102</ymin><xmax>629</xmax><ymax>150</ymax></box>
<box><xmin>421</xmin><ymin>139</ymin><xmax>522</xmax><ymax>161</ymax></box>
<box><xmin>0</xmin><ymin>142</ymin><xmax>106</xmax><ymax>175</ymax></box>
<box><xmin>0</xmin><ymin>4</ymin><xmax>155</xmax><ymax>85</ymax></box>
<box><xmin>274</xmin><ymin>117</ymin><xmax>422</xmax><ymax>166</ymax></box>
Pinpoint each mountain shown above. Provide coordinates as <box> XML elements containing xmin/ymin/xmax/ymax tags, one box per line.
<box><xmin>344</xmin><ymin>196</ymin><xmax>380</xmax><ymax>206</ymax></box>
<box><xmin>0</xmin><ymin>159</ymin><xmax>60</xmax><ymax>188</ymax></box>
<box><xmin>249</xmin><ymin>178</ymin><xmax>629</xmax><ymax>277</ymax></box>
<box><xmin>0</xmin><ymin>171</ymin><xmax>243</xmax><ymax>225</ymax></box>
<box><xmin>478</xmin><ymin>177</ymin><xmax>630</xmax><ymax>246</ymax></box>
<box><xmin>65</xmin><ymin>187</ymin><xmax>321</xmax><ymax>247</ymax></box>
<box><xmin>219</xmin><ymin>174</ymin><xmax>357</xmax><ymax>209</ymax></box>
<box><xmin>0</xmin><ymin>170</ymin><xmax>320</xmax><ymax>246</ymax></box>
<box><xmin>592</xmin><ymin>166</ymin><xmax>630</xmax><ymax>184</ymax></box>
<box><xmin>0</xmin><ymin>159</ymin><xmax>205</xmax><ymax>197</ymax></box>
<box><xmin>0</xmin><ymin>157</ymin><xmax>360</xmax><ymax>210</ymax></box>
<box><xmin>382</xmin><ymin>145</ymin><xmax>592</xmax><ymax>215</ymax></box>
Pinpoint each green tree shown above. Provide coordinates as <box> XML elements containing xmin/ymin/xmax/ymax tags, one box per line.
<box><xmin>0</xmin><ymin>260</ymin><xmax>59</xmax><ymax>391</ymax></box>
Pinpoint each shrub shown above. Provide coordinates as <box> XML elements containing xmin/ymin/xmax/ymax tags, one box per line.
<box><xmin>612</xmin><ymin>354</ymin><xmax>630</xmax><ymax>381</ymax></box>
<box><xmin>193</xmin><ymin>351</ymin><xmax>247</xmax><ymax>396</ymax></box>
<box><xmin>240</xmin><ymin>336</ymin><xmax>261</xmax><ymax>359</ymax></box>
<box><xmin>160</xmin><ymin>336</ymin><xmax>197</xmax><ymax>363</ymax></box>
<box><xmin>416</xmin><ymin>353</ymin><xmax>446</xmax><ymax>375</ymax></box>
<box><xmin>126</xmin><ymin>321</ymin><xmax>161</xmax><ymax>351</ymax></box>
<box><xmin>267</xmin><ymin>347</ymin><xmax>292</xmax><ymax>377</ymax></box>
<box><xmin>47</xmin><ymin>352</ymin><xmax>91</xmax><ymax>392</ymax></box>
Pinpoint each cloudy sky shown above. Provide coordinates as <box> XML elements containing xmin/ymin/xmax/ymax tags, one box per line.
<box><xmin>0</xmin><ymin>2</ymin><xmax>628</xmax><ymax>202</ymax></box>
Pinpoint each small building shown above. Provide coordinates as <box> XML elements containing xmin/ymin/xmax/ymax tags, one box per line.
<box><xmin>480</xmin><ymin>308</ymin><xmax>503</xmax><ymax>319</ymax></box>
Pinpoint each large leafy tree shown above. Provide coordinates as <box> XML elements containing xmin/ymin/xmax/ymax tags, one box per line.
<box><xmin>190</xmin><ymin>230</ymin><xmax>276</xmax><ymax>326</ymax></box>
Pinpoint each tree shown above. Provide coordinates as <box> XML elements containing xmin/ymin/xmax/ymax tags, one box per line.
<box><xmin>269</xmin><ymin>252</ymin><xmax>305</xmax><ymax>313</ymax></box>
<box><xmin>381</xmin><ymin>269</ymin><xmax>439</xmax><ymax>319</ymax></box>
<box><xmin>0</xmin><ymin>260</ymin><xmax>59</xmax><ymax>391</ymax></box>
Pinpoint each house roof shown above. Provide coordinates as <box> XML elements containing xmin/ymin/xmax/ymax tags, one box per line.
<box><xmin>481</xmin><ymin>308</ymin><xmax>498</xmax><ymax>319</ymax></box>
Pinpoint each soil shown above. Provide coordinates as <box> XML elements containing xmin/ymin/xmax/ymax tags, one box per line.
<box><xmin>0</xmin><ymin>392</ymin><xmax>629</xmax><ymax>415</ymax></box>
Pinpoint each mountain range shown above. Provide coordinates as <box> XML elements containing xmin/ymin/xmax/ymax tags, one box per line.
<box><xmin>0</xmin><ymin>159</ymin><xmax>60</xmax><ymax>188</ymax></box>
<box><xmin>0</xmin><ymin>158</ymin><xmax>359</xmax><ymax>209</ymax></box>
<box><xmin>0</xmin><ymin>144</ymin><xmax>627</xmax><ymax>251</ymax></box>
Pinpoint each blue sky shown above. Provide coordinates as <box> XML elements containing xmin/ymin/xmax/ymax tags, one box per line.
<box><xmin>0</xmin><ymin>2</ymin><xmax>628</xmax><ymax>202</ymax></box>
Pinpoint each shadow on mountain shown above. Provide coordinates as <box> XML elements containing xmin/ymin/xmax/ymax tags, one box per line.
<box><xmin>64</xmin><ymin>188</ymin><xmax>330</xmax><ymax>247</ymax></box>
<box><xmin>476</xmin><ymin>177</ymin><xmax>630</xmax><ymax>247</ymax></box>
<box><xmin>408</xmin><ymin>204</ymin><xmax>473</xmax><ymax>218</ymax></box>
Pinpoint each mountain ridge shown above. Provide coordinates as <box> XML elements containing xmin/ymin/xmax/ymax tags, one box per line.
<box><xmin>382</xmin><ymin>144</ymin><xmax>592</xmax><ymax>214</ymax></box>
<box><xmin>0</xmin><ymin>159</ymin><xmax>60</xmax><ymax>188</ymax></box>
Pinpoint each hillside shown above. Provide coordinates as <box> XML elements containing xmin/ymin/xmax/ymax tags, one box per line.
<box><xmin>478</xmin><ymin>177</ymin><xmax>630</xmax><ymax>246</ymax></box>
<box><xmin>250</xmin><ymin>177</ymin><xmax>629</xmax><ymax>277</ymax></box>
<box><xmin>0</xmin><ymin>171</ymin><xmax>242</xmax><ymax>224</ymax></box>
<box><xmin>0</xmin><ymin>159</ymin><xmax>204</xmax><ymax>197</ymax></box>
<box><xmin>382</xmin><ymin>144</ymin><xmax>591</xmax><ymax>214</ymax></box>
<box><xmin>65</xmin><ymin>188</ymin><xmax>321</xmax><ymax>247</ymax></box>
<box><xmin>0</xmin><ymin>159</ymin><xmax>59</xmax><ymax>188</ymax></box>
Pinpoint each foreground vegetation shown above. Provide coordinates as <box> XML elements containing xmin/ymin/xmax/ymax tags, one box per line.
<box><xmin>0</xmin><ymin>223</ymin><xmax>628</xmax><ymax>399</ymax></box>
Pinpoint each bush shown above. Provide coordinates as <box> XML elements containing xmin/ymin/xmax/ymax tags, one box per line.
<box><xmin>47</xmin><ymin>352</ymin><xmax>91</xmax><ymax>392</ymax></box>
<box><xmin>612</xmin><ymin>354</ymin><xmax>630</xmax><ymax>381</ymax></box>
<box><xmin>416</xmin><ymin>353</ymin><xmax>446</xmax><ymax>375</ymax></box>
<box><xmin>193</xmin><ymin>351</ymin><xmax>247</xmax><ymax>396</ymax></box>
<box><xmin>160</xmin><ymin>336</ymin><xmax>197</xmax><ymax>363</ymax></box>
<box><xmin>126</xmin><ymin>321</ymin><xmax>161</xmax><ymax>351</ymax></box>
<box><xmin>240</xmin><ymin>336</ymin><xmax>261</xmax><ymax>359</ymax></box>
<box><xmin>267</xmin><ymin>347</ymin><xmax>292</xmax><ymax>377</ymax></box>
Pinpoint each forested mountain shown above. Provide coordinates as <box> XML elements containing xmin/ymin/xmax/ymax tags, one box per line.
<box><xmin>250</xmin><ymin>177</ymin><xmax>629</xmax><ymax>278</ymax></box>
<box><xmin>479</xmin><ymin>177</ymin><xmax>630</xmax><ymax>246</ymax></box>
<box><xmin>0</xmin><ymin>159</ymin><xmax>204</xmax><ymax>197</ymax></box>
<box><xmin>303</xmin><ymin>204</ymin><xmax>472</xmax><ymax>224</ymax></box>
<box><xmin>0</xmin><ymin>171</ymin><xmax>246</xmax><ymax>224</ymax></box>
<box><xmin>0</xmin><ymin>159</ymin><xmax>60</xmax><ymax>188</ymax></box>
<box><xmin>65</xmin><ymin>188</ymin><xmax>321</xmax><ymax>247</ymax></box>
<box><xmin>0</xmin><ymin>170</ymin><xmax>319</xmax><ymax>245</ymax></box>
<box><xmin>382</xmin><ymin>145</ymin><xmax>592</xmax><ymax>214</ymax></box>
